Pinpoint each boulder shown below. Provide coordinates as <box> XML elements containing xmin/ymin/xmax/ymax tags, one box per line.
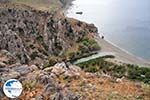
<box><xmin>64</xmin><ymin>92</ymin><xmax>81</xmax><ymax>100</ymax></box>
<box><xmin>1</xmin><ymin>71</ymin><xmax>20</xmax><ymax>81</ymax></box>
<box><xmin>0</xmin><ymin>87</ymin><xmax>4</xmax><ymax>98</ymax></box>
<box><xmin>38</xmin><ymin>71</ymin><xmax>55</xmax><ymax>85</ymax></box>
<box><xmin>13</xmin><ymin>65</ymin><xmax>32</xmax><ymax>75</ymax></box>
<box><xmin>0</xmin><ymin>62</ymin><xmax>6</xmax><ymax>68</ymax></box>
<box><xmin>33</xmin><ymin>95</ymin><xmax>44</xmax><ymax>100</ymax></box>
<box><xmin>51</xmin><ymin>63</ymin><xmax>81</xmax><ymax>77</ymax></box>
<box><xmin>52</xmin><ymin>92</ymin><xmax>64</xmax><ymax>100</ymax></box>
<box><xmin>30</xmin><ymin>65</ymin><xmax>39</xmax><ymax>71</ymax></box>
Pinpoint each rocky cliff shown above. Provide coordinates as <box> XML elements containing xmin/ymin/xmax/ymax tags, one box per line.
<box><xmin>0</xmin><ymin>4</ymin><xmax>97</xmax><ymax>65</ymax></box>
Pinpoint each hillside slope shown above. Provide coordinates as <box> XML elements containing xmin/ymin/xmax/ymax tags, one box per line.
<box><xmin>0</xmin><ymin>1</ymin><xmax>150</xmax><ymax>100</ymax></box>
<box><xmin>0</xmin><ymin>4</ymin><xmax>98</xmax><ymax>65</ymax></box>
<box><xmin>0</xmin><ymin>0</ymin><xmax>71</xmax><ymax>11</ymax></box>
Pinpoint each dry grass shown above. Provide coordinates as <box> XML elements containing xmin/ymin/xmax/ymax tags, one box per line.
<box><xmin>56</xmin><ymin>70</ymin><xmax>150</xmax><ymax>100</ymax></box>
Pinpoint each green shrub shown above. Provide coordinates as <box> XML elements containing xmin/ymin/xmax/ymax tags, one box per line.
<box><xmin>48</xmin><ymin>57</ymin><xmax>58</xmax><ymax>66</ymax></box>
<box><xmin>36</xmin><ymin>35</ymin><xmax>43</xmax><ymax>42</ymax></box>
<box><xmin>127</xmin><ymin>66</ymin><xmax>150</xmax><ymax>84</ymax></box>
<box><xmin>102</xmin><ymin>55</ymin><xmax>115</xmax><ymax>59</ymax></box>
<box><xmin>30</xmin><ymin>51</ymin><xmax>39</xmax><ymax>60</ymax></box>
<box><xmin>68</xmin><ymin>52</ymin><xmax>76</xmax><ymax>60</ymax></box>
<box><xmin>77</xmin><ymin>56</ymin><xmax>150</xmax><ymax>84</ymax></box>
<box><xmin>78</xmin><ymin>44</ymin><xmax>89</xmax><ymax>54</ymax></box>
<box><xmin>90</xmin><ymin>43</ymin><xmax>101</xmax><ymax>51</ymax></box>
<box><xmin>43</xmin><ymin>56</ymin><xmax>58</xmax><ymax>68</ymax></box>
<box><xmin>86</xmin><ymin>66</ymin><xmax>99</xmax><ymax>73</ymax></box>
<box><xmin>23</xmin><ymin>80</ymin><xmax>37</xmax><ymax>91</ymax></box>
<box><xmin>79</xmin><ymin>37</ymin><xmax>100</xmax><ymax>52</ymax></box>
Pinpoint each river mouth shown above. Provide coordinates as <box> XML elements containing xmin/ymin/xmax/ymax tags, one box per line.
<box><xmin>66</xmin><ymin>0</ymin><xmax>150</xmax><ymax>60</ymax></box>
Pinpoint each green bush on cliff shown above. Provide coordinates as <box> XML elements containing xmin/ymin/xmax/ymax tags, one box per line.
<box><xmin>79</xmin><ymin>36</ymin><xmax>100</xmax><ymax>52</ymax></box>
<box><xmin>78</xmin><ymin>44</ymin><xmax>89</xmax><ymax>54</ymax></box>
<box><xmin>30</xmin><ymin>51</ymin><xmax>39</xmax><ymax>60</ymax></box>
<box><xmin>85</xmin><ymin>66</ymin><xmax>99</xmax><ymax>73</ymax></box>
<box><xmin>68</xmin><ymin>52</ymin><xmax>76</xmax><ymax>60</ymax></box>
<box><xmin>43</xmin><ymin>56</ymin><xmax>59</xmax><ymax>68</ymax></box>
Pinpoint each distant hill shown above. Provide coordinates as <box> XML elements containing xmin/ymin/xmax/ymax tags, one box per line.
<box><xmin>0</xmin><ymin>0</ymin><xmax>70</xmax><ymax>11</ymax></box>
<box><xmin>0</xmin><ymin>0</ymin><xmax>10</xmax><ymax>3</ymax></box>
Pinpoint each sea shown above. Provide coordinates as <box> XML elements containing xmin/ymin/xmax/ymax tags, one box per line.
<box><xmin>67</xmin><ymin>0</ymin><xmax>150</xmax><ymax>60</ymax></box>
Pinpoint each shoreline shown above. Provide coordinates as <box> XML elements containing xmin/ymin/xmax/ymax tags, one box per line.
<box><xmin>64</xmin><ymin>0</ymin><xmax>150</xmax><ymax>67</ymax></box>
<box><xmin>95</xmin><ymin>35</ymin><xmax>150</xmax><ymax>67</ymax></box>
<box><xmin>61</xmin><ymin>0</ymin><xmax>74</xmax><ymax>12</ymax></box>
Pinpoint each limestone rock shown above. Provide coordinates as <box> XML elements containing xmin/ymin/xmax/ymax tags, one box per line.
<box><xmin>0</xmin><ymin>62</ymin><xmax>6</xmax><ymax>68</ymax></box>
<box><xmin>13</xmin><ymin>65</ymin><xmax>32</xmax><ymax>75</ymax></box>
<box><xmin>51</xmin><ymin>62</ymin><xmax>81</xmax><ymax>77</ymax></box>
<box><xmin>0</xmin><ymin>87</ymin><xmax>4</xmax><ymax>98</ymax></box>
<box><xmin>0</xmin><ymin>6</ymin><xmax>97</xmax><ymax>65</ymax></box>
<box><xmin>1</xmin><ymin>70</ymin><xmax>20</xmax><ymax>81</ymax></box>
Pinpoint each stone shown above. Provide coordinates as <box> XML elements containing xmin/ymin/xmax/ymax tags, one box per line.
<box><xmin>0</xmin><ymin>87</ymin><xmax>4</xmax><ymax>97</ymax></box>
<box><xmin>64</xmin><ymin>92</ymin><xmax>81</xmax><ymax>100</ymax></box>
<box><xmin>0</xmin><ymin>68</ymin><xmax>9</xmax><ymax>72</ymax></box>
<box><xmin>0</xmin><ymin>62</ymin><xmax>6</xmax><ymax>68</ymax></box>
<box><xmin>34</xmin><ymin>95</ymin><xmax>44</xmax><ymax>100</ymax></box>
<box><xmin>1</xmin><ymin>71</ymin><xmax>20</xmax><ymax>81</ymax></box>
<box><xmin>30</xmin><ymin>65</ymin><xmax>39</xmax><ymax>71</ymax></box>
<box><xmin>44</xmin><ymin>67</ymin><xmax>53</xmax><ymax>72</ymax></box>
<box><xmin>0</xmin><ymin>6</ymin><xmax>97</xmax><ymax>65</ymax></box>
<box><xmin>52</xmin><ymin>92</ymin><xmax>64</xmax><ymax>100</ymax></box>
<box><xmin>69</xmin><ymin>65</ymin><xmax>81</xmax><ymax>72</ymax></box>
<box><xmin>13</xmin><ymin>65</ymin><xmax>32</xmax><ymax>75</ymax></box>
<box><xmin>38</xmin><ymin>72</ymin><xmax>54</xmax><ymax>85</ymax></box>
<box><xmin>51</xmin><ymin>63</ymin><xmax>67</xmax><ymax>75</ymax></box>
<box><xmin>44</xmin><ymin>83</ymin><xmax>57</xmax><ymax>94</ymax></box>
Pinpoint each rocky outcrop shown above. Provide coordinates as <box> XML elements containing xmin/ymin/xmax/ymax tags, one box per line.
<box><xmin>0</xmin><ymin>0</ymin><xmax>10</xmax><ymax>3</ymax></box>
<box><xmin>1</xmin><ymin>61</ymin><xmax>148</xmax><ymax>100</ymax></box>
<box><xmin>0</xmin><ymin>62</ymin><xmax>82</xmax><ymax>99</ymax></box>
<box><xmin>0</xmin><ymin>5</ymin><xmax>98</xmax><ymax>65</ymax></box>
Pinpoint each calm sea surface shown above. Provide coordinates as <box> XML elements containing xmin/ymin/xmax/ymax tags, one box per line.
<box><xmin>67</xmin><ymin>0</ymin><xmax>150</xmax><ymax>60</ymax></box>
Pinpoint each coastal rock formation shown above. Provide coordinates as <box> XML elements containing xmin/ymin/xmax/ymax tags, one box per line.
<box><xmin>0</xmin><ymin>5</ymin><xmax>98</xmax><ymax>65</ymax></box>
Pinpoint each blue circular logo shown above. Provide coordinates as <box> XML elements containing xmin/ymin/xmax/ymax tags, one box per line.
<box><xmin>3</xmin><ymin>79</ymin><xmax>23</xmax><ymax>98</ymax></box>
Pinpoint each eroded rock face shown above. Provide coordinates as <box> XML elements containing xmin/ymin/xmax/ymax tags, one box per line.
<box><xmin>0</xmin><ymin>5</ymin><xmax>98</xmax><ymax>64</ymax></box>
<box><xmin>0</xmin><ymin>30</ymin><xmax>29</xmax><ymax>64</ymax></box>
<box><xmin>0</xmin><ymin>0</ymin><xmax>10</xmax><ymax>3</ymax></box>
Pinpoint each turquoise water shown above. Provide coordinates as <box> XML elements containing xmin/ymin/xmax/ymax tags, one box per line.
<box><xmin>67</xmin><ymin>0</ymin><xmax>150</xmax><ymax>60</ymax></box>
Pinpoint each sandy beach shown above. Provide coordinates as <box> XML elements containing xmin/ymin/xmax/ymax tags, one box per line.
<box><xmin>65</xmin><ymin>0</ymin><xmax>150</xmax><ymax>67</ymax></box>
<box><xmin>95</xmin><ymin>36</ymin><xmax>150</xmax><ymax>67</ymax></box>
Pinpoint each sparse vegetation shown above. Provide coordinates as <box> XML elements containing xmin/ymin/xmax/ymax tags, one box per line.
<box><xmin>77</xmin><ymin>57</ymin><xmax>150</xmax><ymax>84</ymax></box>
<box><xmin>127</xmin><ymin>65</ymin><xmax>150</xmax><ymax>84</ymax></box>
<box><xmin>78</xmin><ymin>36</ymin><xmax>101</xmax><ymax>52</ymax></box>
<box><xmin>11</xmin><ymin>0</ymin><xmax>62</xmax><ymax>11</ymax></box>
<box><xmin>30</xmin><ymin>51</ymin><xmax>39</xmax><ymax>60</ymax></box>
<box><xmin>43</xmin><ymin>56</ymin><xmax>58</xmax><ymax>68</ymax></box>
<box><xmin>1</xmin><ymin>1</ymin><xmax>150</xmax><ymax>99</ymax></box>
<box><xmin>64</xmin><ymin>36</ymin><xmax>101</xmax><ymax>62</ymax></box>
<box><xmin>23</xmin><ymin>80</ymin><xmax>37</xmax><ymax>91</ymax></box>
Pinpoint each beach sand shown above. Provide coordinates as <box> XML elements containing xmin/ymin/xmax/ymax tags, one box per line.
<box><xmin>64</xmin><ymin>0</ymin><xmax>150</xmax><ymax>67</ymax></box>
<box><xmin>95</xmin><ymin>36</ymin><xmax>150</xmax><ymax>67</ymax></box>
